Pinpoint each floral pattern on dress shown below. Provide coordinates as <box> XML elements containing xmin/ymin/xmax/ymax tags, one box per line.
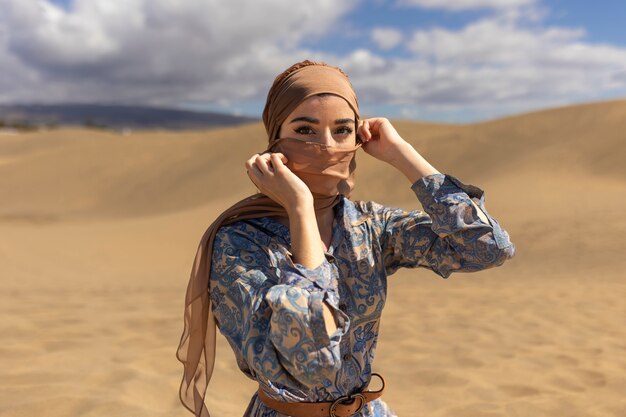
<box><xmin>209</xmin><ymin>173</ymin><xmax>515</xmax><ymax>416</ymax></box>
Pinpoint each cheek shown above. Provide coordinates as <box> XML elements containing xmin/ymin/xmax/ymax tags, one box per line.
<box><xmin>347</xmin><ymin>131</ymin><xmax>358</xmax><ymax>146</ymax></box>
<box><xmin>277</xmin><ymin>122</ymin><xmax>290</xmax><ymax>139</ymax></box>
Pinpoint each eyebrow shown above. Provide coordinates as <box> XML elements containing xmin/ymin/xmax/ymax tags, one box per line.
<box><xmin>289</xmin><ymin>116</ymin><xmax>355</xmax><ymax>125</ymax></box>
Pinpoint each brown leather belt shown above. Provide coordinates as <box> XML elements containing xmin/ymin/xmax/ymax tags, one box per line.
<box><xmin>256</xmin><ymin>373</ymin><xmax>385</xmax><ymax>417</ymax></box>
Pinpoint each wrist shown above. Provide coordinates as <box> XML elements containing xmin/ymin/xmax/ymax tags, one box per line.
<box><xmin>287</xmin><ymin>203</ymin><xmax>325</xmax><ymax>269</ymax></box>
<box><xmin>388</xmin><ymin>141</ymin><xmax>417</xmax><ymax>167</ymax></box>
<box><xmin>389</xmin><ymin>142</ymin><xmax>441</xmax><ymax>183</ymax></box>
<box><xmin>286</xmin><ymin>197</ymin><xmax>315</xmax><ymax>218</ymax></box>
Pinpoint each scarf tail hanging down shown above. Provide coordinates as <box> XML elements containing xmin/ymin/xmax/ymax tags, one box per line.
<box><xmin>176</xmin><ymin>192</ymin><xmax>346</xmax><ymax>416</ymax></box>
<box><xmin>176</xmin><ymin>195</ymin><xmax>288</xmax><ymax>417</ymax></box>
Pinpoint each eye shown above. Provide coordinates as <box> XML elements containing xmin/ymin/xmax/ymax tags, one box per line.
<box><xmin>335</xmin><ymin>126</ymin><xmax>353</xmax><ymax>135</ymax></box>
<box><xmin>295</xmin><ymin>126</ymin><xmax>315</xmax><ymax>135</ymax></box>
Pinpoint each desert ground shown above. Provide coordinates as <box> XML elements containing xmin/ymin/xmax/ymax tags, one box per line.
<box><xmin>1</xmin><ymin>99</ymin><xmax>625</xmax><ymax>416</ymax></box>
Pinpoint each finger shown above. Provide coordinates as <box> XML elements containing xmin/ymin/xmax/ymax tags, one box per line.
<box><xmin>273</xmin><ymin>152</ymin><xmax>288</xmax><ymax>164</ymax></box>
<box><xmin>247</xmin><ymin>161</ymin><xmax>262</xmax><ymax>176</ymax></box>
<box><xmin>245</xmin><ymin>153</ymin><xmax>260</xmax><ymax>171</ymax></box>
<box><xmin>370</xmin><ymin>117</ymin><xmax>388</xmax><ymax>134</ymax></box>
<box><xmin>246</xmin><ymin>154</ymin><xmax>264</xmax><ymax>171</ymax></box>
<box><xmin>255</xmin><ymin>153</ymin><xmax>273</xmax><ymax>174</ymax></box>
<box><xmin>370</xmin><ymin>118</ymin><xmax>382</xmax><ymax>132</ymax></box>
<box><xmin>246</xmin><ymin>164</ymin><xmax>262</xmax><ymax>189</ymax></box>
<box><xmin>270</xmin><ymin>153</ymin><xmax>287</xmax><ymax>171</ymax></box>
<box><xmin>357</xmin><ymin>122</ymin><xmax>366</xmax><ymax>141</ymax></box>
<box><xmin>362</xmin><ymin>119</ymin><xmax>372</xmax><ymax>141</ymax></box>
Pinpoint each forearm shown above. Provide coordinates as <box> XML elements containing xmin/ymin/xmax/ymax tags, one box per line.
<box><xmin>287</xmin><ymin>204</ymin><xmax>338</xmax><ymax>335</ymax></box>
<box><xmin>390</xmin><ymin>143</ymin><xmax>490</xmax><ymax>223</ymax></box>
<box><xmin>288</xmin><ymin>204</ymin><xmax>325</xmax><ymax>269</ymax></box>
<box><xmin>390</xmin><ymin>142</ymin><xmax>441</xmax><ymax>184</ymax></box>
<box><xmin>394</xmin><ymin>145</ymin><xmax>489</xmax><ymax>223</ymax></box>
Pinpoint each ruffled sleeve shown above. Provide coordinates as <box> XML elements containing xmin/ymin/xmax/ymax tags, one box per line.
<box><xmin>373</xmin><ymin>173</ymin><xmax>515</xmax><ymax>278</ymax></box>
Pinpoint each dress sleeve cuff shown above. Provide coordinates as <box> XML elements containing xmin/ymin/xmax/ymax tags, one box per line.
<box><xmin>279</xmin><ymin>256</ymin><xmax>334</xmax><ymax>292</ymax></box>
<box><xmin>410</xmin><ymin>173</ymin><xmax>485</xmax><ymax>204</ymax></box>
<box><xmin>410</xmin><ymin>173</ymin><xmax>513</xmax><ymax>250</ymax></box>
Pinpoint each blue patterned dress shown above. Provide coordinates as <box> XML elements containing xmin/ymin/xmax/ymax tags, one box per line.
<box><xmin>209</xmin><ymin>173</ymin><xmax>515</xmax><ymax>416</ymax></box>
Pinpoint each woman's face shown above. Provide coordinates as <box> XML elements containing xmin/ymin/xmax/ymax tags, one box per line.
<box><xmin>277</xmin><ymin>94</ymin><xmax>357</xmax><ymax>148</ymax></box>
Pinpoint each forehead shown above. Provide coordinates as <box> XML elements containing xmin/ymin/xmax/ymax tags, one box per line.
<box><xmin>288</xmin><ymin>94</ymin><xmax>354</xmax><ymax>118</ymax></box>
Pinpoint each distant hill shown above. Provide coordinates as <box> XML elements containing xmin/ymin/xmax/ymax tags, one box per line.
<box><xmin>2</xmin><ymin>97</ymin><xmax>626</xmax><ymax>224</ymax></box>
<box><xmin>0</xmin><ymin>103</ymin><xmax>257</xmax><ymax>131</ymax></box>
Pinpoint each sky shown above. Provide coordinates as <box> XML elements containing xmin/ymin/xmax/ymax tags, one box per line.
<box><xmin>1</xmin><ymin>0</ymin><xmax>625</xmax><ymax>123</ymax></box>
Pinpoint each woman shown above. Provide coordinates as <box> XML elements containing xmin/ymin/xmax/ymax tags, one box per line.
<box><xmin>176</xmin><ymin>60</ymin><xmax>515</xmax><ymax>417</ymax></box>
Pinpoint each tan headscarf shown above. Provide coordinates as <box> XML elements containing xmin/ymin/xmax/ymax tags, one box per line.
<box><xmin>176</xmin><ymin>60</ymin><xmax>361</xmax><ymax>417</ymax></box>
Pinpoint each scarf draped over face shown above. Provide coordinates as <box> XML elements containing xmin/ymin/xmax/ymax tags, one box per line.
<box><xmin>262</xmin><ymin>64</ymin><xmax>360</xmax><ymax>146</ymax></box>
<box><xmin>176</xmin><ymin>62</ymin><xmax>361</xmax><ymax>417</ymax></box>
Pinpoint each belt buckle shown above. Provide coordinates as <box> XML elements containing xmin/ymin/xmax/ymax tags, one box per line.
<box><xmin>329</xmin><ymin>393</ymin><xmax>365</xmax><ymax>417</ymax></box>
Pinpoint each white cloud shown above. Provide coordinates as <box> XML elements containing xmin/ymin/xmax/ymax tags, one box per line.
<box><xmin>371</xmin><ymin>27</ymin><xmax>403</xmax><ymax>50</ymax></box>
<box><xmin>0</xmin><ymin>0</ymin><xmax>625</xmax><ymax>122</ymax></box>
<box><xmin>406</xmin><ymin>18</ymin><xmax>588</xmax><ymax>65</ymax></box>
<box><xmin>0</xmin><ymin>0</ymin><xmax>358</xmax><ymax>105</ymax></box>
<box><xmin>396</xmin><ymin>0</ymin><xmax>535</xmax><ymax>11</ymax></box>
<box><xmin>404</xmin><ymin>14</ymin><xmax>626</xmax><ymax>97</ymax></box>
<box><xmin>333</xmin><ymin>9</ymin><xmax>626</xmax><ymax>121</ymax></box>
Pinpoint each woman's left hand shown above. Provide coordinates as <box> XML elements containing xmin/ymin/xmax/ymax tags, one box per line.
<box><xmin>357</xmin><ymin>117</ymin><xmax>410</xmax><ymax>165</ymax></box>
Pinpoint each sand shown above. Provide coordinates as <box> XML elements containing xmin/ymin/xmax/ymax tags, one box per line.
<box><xmin>1</xmin><ymin>99</ymin><xmax>626</xmax><ymax>416</ymax></box>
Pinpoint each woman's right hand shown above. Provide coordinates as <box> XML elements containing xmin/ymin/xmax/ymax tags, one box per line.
<box><xmin>245</xmin><ymin>152</ymin><xmax>313</xmax><ymax>211</ymax></box>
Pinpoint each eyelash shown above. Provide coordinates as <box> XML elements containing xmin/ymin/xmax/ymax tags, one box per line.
<box><xmin>294</xmin><ymin>126</ymin><xmax>353</xmax><ymax>135</ymax></box>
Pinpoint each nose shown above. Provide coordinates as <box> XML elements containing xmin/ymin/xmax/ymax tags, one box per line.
<box><xmin>320</xmin><ymin>127</ymin><xmax>335</xmax><ymax>147</ymax></box>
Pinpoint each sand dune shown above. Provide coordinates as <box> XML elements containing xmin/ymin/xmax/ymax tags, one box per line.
<box><xmin>1</xmin><ymin>99</ymin><xmax>626</xmax><ymax>416</ymax></box>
